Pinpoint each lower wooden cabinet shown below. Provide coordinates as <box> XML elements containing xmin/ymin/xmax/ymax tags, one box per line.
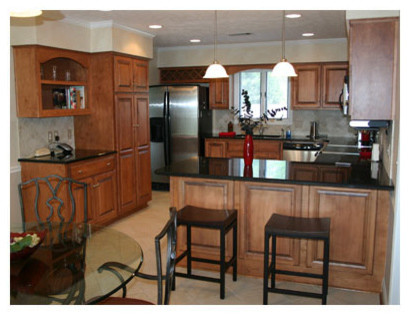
<box><xmin>20</xmin><ymin>155</ymin><xmax>118</xmax><ymax>225</ymax></box>
<box><xmin>205</xmin><ymin>138</ymin><xmax>283</xmax><ymax>160</ymax></box>
<box><xmin>289</xmin><ymin>163</ymin><xmax>351</xmax><ymax>183</ymax></box>
<box><xmin>170</xmin><ymin>176</ymin><xmax>390</xmax><ymax>292</ymax></box>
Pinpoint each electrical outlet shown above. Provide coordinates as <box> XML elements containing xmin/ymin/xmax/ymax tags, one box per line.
<box><xmin>48</xmin><ymin>131</ymin><xmax>53</xmax><ymax>143</ymax></box>
<box><xmin>68</xmin><ymin>129</ymin><xmax>72</xmax><ymax>140</ymax></box>
<box><xmin>54</xmin><ymin>130</ymin><xmax>59</xmax><ymax>140</ymax></box>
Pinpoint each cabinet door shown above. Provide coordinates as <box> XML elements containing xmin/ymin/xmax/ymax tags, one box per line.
<box><xmin>116</xmin><ymin>94</ymin><xmax>138</xmax><ymax>213</ymax></box>
<box><xmin>133</xmin><ymin>59</ymin><xmax>149</xmax><ymax>92</ymax></box>
<box><xmin>73</xmin><ymin>176</ymin><xmax>95</xmax><ymax>224</ymax></box>
<box><xmin>291</xmin><ymin>64</ymin><xmax>321</xmax><ymax>109</ymax></box>
<box><xmin>349</xmin><ymin>18</ymin><xmax>398</xmax><ymax>120</ymax></box>
<box><xmin>209</xmin><ymin>78</ymin><xmax>229</xmax><ymax>109</ymax></box>
<box><xmin>134</xmin><ymin>94</ymin><xmax>150</xmax><ymax>147</ymax></box>
<box><xmin>114</xmin><ymin>56</ymin><xmax>133</xmax><ymax>92</ymax></box>
<box><xmin>322</xmin><ymin>63</ymin><xmax>348</xmax><ymax>109</ymax></box>
<box><xmin>92</xmin><ymin>170</ymin><xmax>118</xmax><ymax>223</ymax></box>
<box><xmin>254</xmin><ymin>140</ymin><xmax>282</xmax><ymax>159</ymax></box>
<box><xmin>137</xmin><ymin>146</ymin><xmax>152</xmax><ymax>205</ymax></box>
<box><xmin>319</xmin><ymin>166</ymin><xmax>350</xmax><ymax>183</ymax></box>
<box><xmin>308</xmin><ymin>187</ymin><xmax>377</xmax><ymax>276</ymax></box>
<box><xmin>225</xmin><ymin>139</ymin><xmax>243</xmax><ymax>158</ymax></box>
<box><xmin>238</xmin><ymin>182</ymin><xmax>304</xmax><ymax>276</ymax></box>
<box><xmin>289</xmin><ymin>163</ymin><xmax>319</xmax><ymax>181</ymax></box>
<box><xmin>205</xmin><ymin>139</ymin><xmax>226</xmax><ymax>158</ymax></box>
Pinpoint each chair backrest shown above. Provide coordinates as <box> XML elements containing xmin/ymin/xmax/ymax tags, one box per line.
<box><xmin>18</xmin><ymin>174</ymin><xmax>88</xmax><ymax>229</ymax></box>
<box><xmin>155</xmin><ymin>207</ymin><xmax>177</xmax><ymax>305</ymax></box>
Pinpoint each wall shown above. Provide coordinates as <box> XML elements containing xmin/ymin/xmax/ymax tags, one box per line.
<box><xmin>152</xmin><ymin>38</ymin><xmax>354</xmax><ymax>138</ymax></box>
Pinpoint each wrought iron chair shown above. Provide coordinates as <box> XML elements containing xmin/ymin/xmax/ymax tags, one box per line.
<box><xmin>91</xmin><ymin>207</ymin><xmax>177</xmax><ymax>305</ymax></box>
<box><xmin>13</xmin><ymin>175</ymin><xmax>88</xmax><ymax>304</ymax></box>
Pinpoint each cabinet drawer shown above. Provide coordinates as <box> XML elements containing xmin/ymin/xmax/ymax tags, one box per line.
<box><xmin>70</xmin><ymin>155</ymin><xmax>115</xmax><ymax>179</ymax></box>
<box><xmin>225</xmin><ymin>139</ymin><xmax>243</xmax><ymax>158</ymax></box>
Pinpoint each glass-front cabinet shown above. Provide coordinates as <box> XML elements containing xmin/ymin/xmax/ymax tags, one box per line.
<box><xmin>13</xmin><ymin>45</ymin><xmax>91</xmax><ymax>117</ymax></box>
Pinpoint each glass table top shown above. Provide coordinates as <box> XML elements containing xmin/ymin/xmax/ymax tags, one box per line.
<box><xmin>10</xmin><ymin>222</ymin><xmax>143</xmax><ymax>304</ymax></box>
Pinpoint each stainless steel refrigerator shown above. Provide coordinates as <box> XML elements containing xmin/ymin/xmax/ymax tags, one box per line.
<box><xmin>149</xmin><ymin>85</ymin><xmax>212</xmax><ymax>190</ymax></box>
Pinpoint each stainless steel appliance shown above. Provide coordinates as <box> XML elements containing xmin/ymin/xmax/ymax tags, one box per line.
<box><xmin>149</xmin><ymin>85</ymin><xmax>212</xmax><ymax>189</ymax></box>
<box><xmin>283</xmin><ymin>141</ymin><xmax>324</xmax><ymax>162</ymax></box>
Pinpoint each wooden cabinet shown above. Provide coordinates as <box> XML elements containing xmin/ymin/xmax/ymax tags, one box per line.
<box><xmin>75</xmin><ymin>52</ymin><xmax>151</xmax><ymax>217</ymax></box>
<box><xmin>13</xmin><ymin>45</ymin><xmax>91</xmax><ymax>117</ymax></box>
<box><xmin>291</xmin><ymin>62</ymin><xmax>348</xmax><ymax>110</ymax></box>
<box><xmin>349</xmin><ymin>18</ymin><xmax>399</xmax><ymax>120</ymax></box>
<box><xmin>205</xmin><ymin>138</ymin><xmax>283</xmax><ymax>160</ymax></box>
<box><xmin>209</xmin><ymin>78</ymin><xmax>229</xmax><ymax>109</ymax></box>
<box><xmin>170</xmin><ymin>176</ymin><xmax>391</xmax><ymax>292</ymax></box>
<box><xmin>289</xmin><ymin>163</ymin><xmax>351</xmax><ymax>183</ymax></box>
<box><xmin>20</xmin><ymin>155</ymin><xmax>118</xmax><ymax>225</ymax></box>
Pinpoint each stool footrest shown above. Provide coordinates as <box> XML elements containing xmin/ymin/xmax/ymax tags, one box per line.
<box><xmin>273</xmin><ymin>269</ymin><xmax>324</xmax><ymax>279</ymax></box>
<box><xmin>268</xmin><ymin>287</ymin><xmax>323</xmax><ymax>299</ymax></box>
<box><xmin>175</xmin><ymin>272</ymin><xmax>220</xmax><ymax>284</ymax></box>
<box><xmin>191</xmin><ymin>256</ymin><xmax>220</xmax><ymax>265</ymax></box>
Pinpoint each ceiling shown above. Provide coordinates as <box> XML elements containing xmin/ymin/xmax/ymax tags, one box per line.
<box><xmin>42</xmin><ymin>10</ymin><xmax>347</xmax><ymax>48</ymax></box>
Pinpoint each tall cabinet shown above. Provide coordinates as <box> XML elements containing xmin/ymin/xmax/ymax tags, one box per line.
<box><xmin>75</xmin><ymin>53</ymin><xmax>152</xmax><ymax>216</ymax></box>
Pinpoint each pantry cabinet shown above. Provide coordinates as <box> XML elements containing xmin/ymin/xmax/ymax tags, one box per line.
<box><xmin>348</xmin><ymin>17</ymin><xmax>399</xmax><ymax>120</ymax></box>
<box><xmin>74</xmin><ymin>52</ymin><xmax>151</xmax><ymax>216</ymax></box>
<box><xmin>13</xmin><ymin>45</ymin><xmax>92</xmax><ymax>117</ymax></box>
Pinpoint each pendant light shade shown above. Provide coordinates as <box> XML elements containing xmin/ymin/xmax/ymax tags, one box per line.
<box><xmin>272</xmin><ymin>11</ymin><xmax>297</xmax><ymax>77</ymax></box>
<box><xmin>10</xmin><ymin>10</ymin><xmax>42</xmax><ymax>18</ymax></box>
<box><xmin>204</xmin><ymin>11</ymin><xmax>229</xmax><ymax>79</ymax></box>
<box><xmin>204</xmin><ymin>61</ymin><xmax>229</xmax><ymax>78</ymax></box>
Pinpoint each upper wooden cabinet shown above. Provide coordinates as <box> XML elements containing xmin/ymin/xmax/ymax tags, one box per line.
<box><xmin>209</xmin><ymin>78</ymin><xmax>229</xmax><ymax>109</ymax></box>
<box><xmin>13</xmin><ymin>45</ymin><xmax>91</xmax><ymax>118</ymax></box>
<box><xmin>114</xmin><ymin>56</ymin><xmax>149</xmax><ymax>93</ymax></box>
<box><xmin>291</xmin><ymin>62</ymin><xmax>348</xmax><ymax>110</ymax></box>
<box><xmin>348</xmin><ymin>17</ymin><xmax>399</xmax><ymax>120</ymax></box>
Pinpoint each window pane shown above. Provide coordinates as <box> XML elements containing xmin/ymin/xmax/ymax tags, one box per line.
<box><xmin>240</xmin><ymin>72</ymin><xmax>261</xmax><ymax>118</ymax></box>
<box><xmin>266</xmin><ymin>73</ymin><xmax>288</xmax><ymax>119</ymax></box>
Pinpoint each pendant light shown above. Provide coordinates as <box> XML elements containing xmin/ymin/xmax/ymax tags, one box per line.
<box><xmin>271</xmin><ymin>10</ymin><xmax>297</xmax><ymax>77</ymax></box>
<box><xmin>203</xmin><ymin>11</ymin><xmax>229</xmax><ymax>79</ymax></box>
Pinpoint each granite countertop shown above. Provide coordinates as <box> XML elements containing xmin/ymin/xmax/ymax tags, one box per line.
<box><xmin>156</xmin><ymin>156</ymin><xmax>393</xmax><ymax>190</ymax></box>
<box><xmin>18</xmin><ymin>149</ymin><xmax>116</xmax><ymax>164</ymax></box>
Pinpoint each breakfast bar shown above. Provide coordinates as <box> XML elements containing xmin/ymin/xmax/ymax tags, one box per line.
<box><xmin>157</xmin><ymin>156</ymin><xmax>393</xmax><ymax>293</ymax></box>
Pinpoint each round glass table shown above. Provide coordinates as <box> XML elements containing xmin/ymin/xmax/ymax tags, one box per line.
<box><xmin>10</xmin><ymin>222</ymin><xmax>143</xmax><ymax>305</ymax></box>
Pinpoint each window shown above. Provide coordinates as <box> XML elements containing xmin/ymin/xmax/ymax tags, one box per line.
<box><xmin>234</xmin><ymin>70</ymin><xmax>291</xmax><ymax>123</ymax></box>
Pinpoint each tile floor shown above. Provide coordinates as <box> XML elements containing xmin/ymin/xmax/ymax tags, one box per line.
<box><xmin>108</xmin><ymin>191</ymin><xmax>380</xmax><ymax>306</ymax></box>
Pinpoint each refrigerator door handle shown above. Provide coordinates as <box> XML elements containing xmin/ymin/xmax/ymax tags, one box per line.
<box><xmin>164</xmin><ymin>90</ymin><xmax>171</xmax><ymax>166</ymax></box>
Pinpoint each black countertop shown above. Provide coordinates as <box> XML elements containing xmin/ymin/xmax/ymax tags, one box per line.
<box><xmin>18</xmin><ymin>149</ymin><xmax>116</xmax><ymax>164</ymax></box>
<box><xmin>156</xmin><ymin>156</ymin><xmax>393</xmax><ymax>190</ymax></box>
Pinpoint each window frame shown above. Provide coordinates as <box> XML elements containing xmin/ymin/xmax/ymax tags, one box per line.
<box><xmin>233</xmin><ymin>69</ymin><xmax>293</xmax><ymax>126</ymax></box>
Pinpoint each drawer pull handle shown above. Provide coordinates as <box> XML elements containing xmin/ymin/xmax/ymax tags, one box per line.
<box><xmin>107</xmin><ymin>162</ymin><xmax>111</xmax><ymax>166</ymax></box>
<box><xmin>93</xmin><ymin>183</ymin><xmax>100</xmax><ymax>188</ymax></box>
<box><xmin>133</xmin><ymin>124</ymin><xmax>140</xmax><ymax>128</ymax></box>
<box><xmin>78</xmin><ymin>170</ymin><xmax>83</xmax><ymax>174</ymax></box>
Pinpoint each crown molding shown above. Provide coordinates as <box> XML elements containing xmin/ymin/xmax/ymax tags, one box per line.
<box><xmin>60</xmin><ymin>18</ymin><xmax>155</xmax><ymax>38</ymax></box>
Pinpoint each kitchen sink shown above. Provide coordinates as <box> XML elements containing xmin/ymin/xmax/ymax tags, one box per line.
<box><xmin>283</xmin><ymin>141</ymin><xmax>325</xmax><ymax>162</ymax></box>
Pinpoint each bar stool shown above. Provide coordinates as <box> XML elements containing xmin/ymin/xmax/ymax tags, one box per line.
<box><xmin>263</xmin><ymin>214</ymin><xmax>330</xmax><ymax>305</ymax></box>
<box><xmin>174</xmin><ymin>205</ymin><xmax>238</xmax><ymax>299</ymax></box>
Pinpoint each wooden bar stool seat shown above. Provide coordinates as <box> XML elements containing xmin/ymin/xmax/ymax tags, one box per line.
<box><xmin>263</xmin><ymin>214</ymin><xmax>331</xmax><ymax>305</ymax></box>
<box><xmin>174</xmin><ymin>205</ymin><xmax>238</xmax><ymax>299</ymax></box>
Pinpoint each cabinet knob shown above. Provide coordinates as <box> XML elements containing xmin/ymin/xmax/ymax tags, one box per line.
<box><xmin>106</xmin><ymin>162</ymin><xmax>111</xmax><ymax>166</ymax></box>
<box><xmin>134</xmin><ymin>124</ymin><xmax>140</xmax><ymax>128</ymax></box>
<box><xmin>92</xmin><ymin>183</ymin><xmax>100</xmax><ymax>188</ymax></box>
<box><xmin>78</xmin><ymin>170</ymin><xmax>83</xmax><ymax>174</ymax></box>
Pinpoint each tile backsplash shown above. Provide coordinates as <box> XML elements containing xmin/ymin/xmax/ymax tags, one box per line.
<box><xmin>213</xmin><ymin>109</ymin><xmax>356</xmax><ymax>139</ymax></box>
<box><xmin>18</xmin><ymin>117</ymin><xmax>75</xmax><ymax>158</ymax></box>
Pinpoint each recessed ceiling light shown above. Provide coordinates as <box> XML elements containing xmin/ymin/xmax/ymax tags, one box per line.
<box><xmin>149</xmin><ymin>25</ymin><xmax>163</xmax><ymax>29</ymax></box>
<box><xmin>190</xmin><ymin>39</ymin><xmax>201</xmax><ymax>43</ymax></box>
<box><xmin>302</xmin><ymin>33</ymin><xmax>315</xmax><ymax>37</ymax></box>
<box><xmin>285</xmin><ymin>13</ymin><xmax>301</xmax><ymax>19</ymax></box>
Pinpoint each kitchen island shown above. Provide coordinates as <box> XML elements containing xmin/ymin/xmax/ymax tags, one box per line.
<box><xmin>157</xmin><ymin>156</ymin><xmax>393</xmax><ymax>293</ymax></box>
